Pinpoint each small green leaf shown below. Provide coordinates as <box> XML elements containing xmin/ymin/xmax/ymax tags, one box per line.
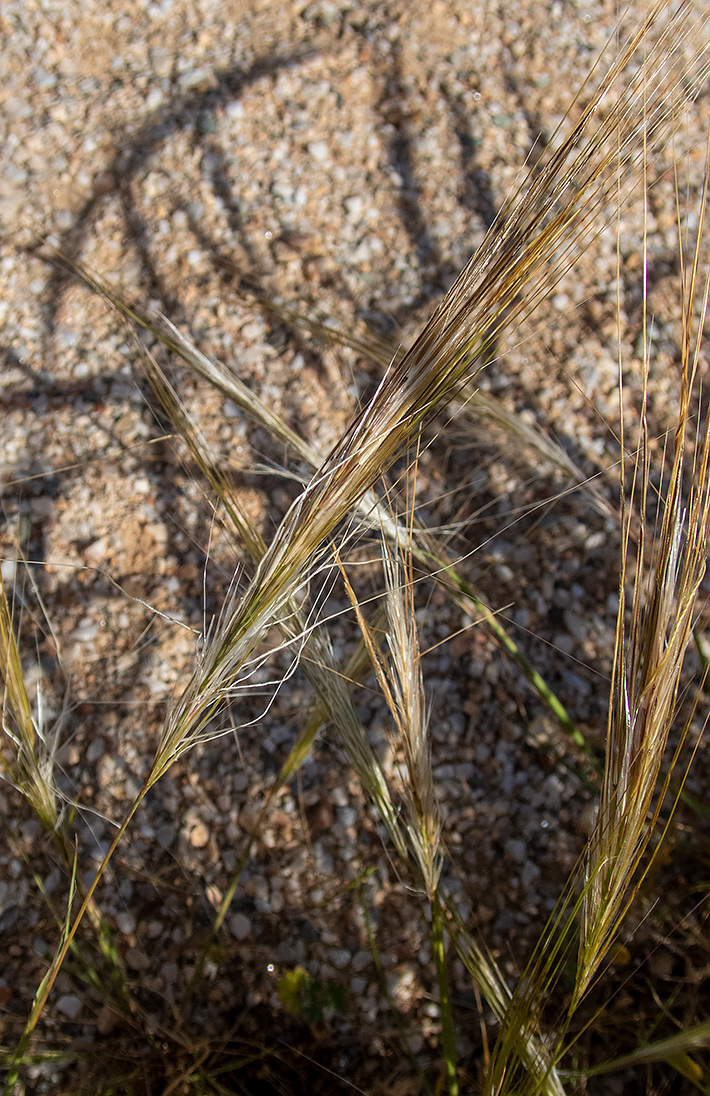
<box><xmin>277</xmin><ymin>966</ymin><xmax>310</xmax><ymax>1016</ymax></box>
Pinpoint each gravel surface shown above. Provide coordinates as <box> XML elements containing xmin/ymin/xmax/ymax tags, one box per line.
<box><xmin>2</xmin><ymin>0</ymin><xmax>710</xmax><ymax>1091</ymax></box>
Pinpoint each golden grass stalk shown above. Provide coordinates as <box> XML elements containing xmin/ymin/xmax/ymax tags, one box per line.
<box><xmin>380</xmin><ymin>541</ymin><xmax>443</xmax><ymax>900</ymax></box>
<box><xmin>339</xmin><ymin>527</ymin><xmax>454</xmax><ymax>1091</ymax></box>
<box><xmin>585</xmin><ymin>1015</ymin><xmax>710</xmax><ymax>1084</ymax></box>
<box><xmin>339</xmin><ymin>530</ymin><xmax>572</xmax><ymax>1095</ymax></box>
<box><xmin>442</xmin><ymin>899</ymin><xmax>566</xmax><ymax>1096</ymax></box>
<box><xmin>575</xmin><ymin>126</ymin><xmax>710</xmax><ymax>1008</ymax></box>
<box><xmin>341</xmin><ymin>530</ymin><xmax>442</xmax><ymax>899</ymax></box>
<box><xmin>309</xmin><ymin>618</ymin><xmax>566</xmax><ymax>1092</ymax></box>
<box><xmin>0</xmin><ymin>569</ymin><xmax>58</xmax><ymax>831</ymax></box>
<box><xmin>363</xmin><ymin>531</ymin><xmax>458</xmax><ymax>1096</ymax></box>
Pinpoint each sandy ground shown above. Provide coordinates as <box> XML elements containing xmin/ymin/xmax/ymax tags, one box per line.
<box><xmin>2</xmin><ymin>1</ymin><xmax>710</xmax><ymax>1091</ymax></box>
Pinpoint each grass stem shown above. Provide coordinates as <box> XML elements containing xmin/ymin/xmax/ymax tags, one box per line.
<box><xmin>430</xmin><ymin>892</ymin><xmax>459</xmax><ymax>1096</ymax></box>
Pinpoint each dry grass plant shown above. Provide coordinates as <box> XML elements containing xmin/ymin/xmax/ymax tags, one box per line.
<box><xmin>3</xmin><ymin>1</ymin><xmax>710</xmax><ymax>1092</ymax></box>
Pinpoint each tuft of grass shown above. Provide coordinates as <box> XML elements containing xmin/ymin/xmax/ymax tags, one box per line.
<box><xmin>0</xmin><ymin>567</ymin><xmax>59</xmax><ymax>832</ymax></box>
<box><xmin>4</xmin><ymin>2</ymin><xmax>710</xmax><ymax>1092</ymax></box>
<box><xmin>469</xmin><ymin>73</ymin><xmax>710</xmax><ymax>1096</ymax></box>
<box><xmin>577</xmin><ymin>126</ymin><xmax>710</xmax><ymax>1007</ymax></box>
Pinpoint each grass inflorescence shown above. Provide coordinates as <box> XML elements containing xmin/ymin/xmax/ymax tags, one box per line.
<box><xmin>3</xmin><ymin>1</ymin><xmax>710</xmax><ymax>1092</ymax></box>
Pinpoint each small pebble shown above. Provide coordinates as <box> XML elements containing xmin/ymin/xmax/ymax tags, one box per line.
<box><xmin>178</xmin><ymin>67</ymin><xmax>212</xmax><ymax>89</ymax></box>
<box><xmin>160</xmin><ymin>961</ymin><xmax>178</xmax><ymax>985</ymax></box>
<box><xmin>156</xmin><ymin>824</ymin><xmax>175</xmax><ymax>849</ymax></box>
<box><xmin>308</xmin><ymin>141</ymin><xmax>329</xmax><ymax>161</ymax></box>
<box><xmin>328</xmin><ymin>948</ymin><xmax>351</xmax><ymax>970</ymax></box>
<box><xmin>521</xmin><ymin>861</ymin><xmax>541</xmax><ymax>888</ymax></box>
<box><xmin>239</xmin><ymin>804</ymin><xmax>260</xmax><ymax>834</ymax></box>
<box><xmin>0</xmin><ymin>559</ymin><xmax>16</xmax><ymax>584</ymax></box>
<box><xmin>96</xmin><ymin>1004</ymin><xmax>119</xmax><ymax>1035</ymax></box>
<box><xmin>352</xmin><ymin>951</ymin><xmax>372</xmax><ymax>971</ymax></box>
<box><xmin>56</xmin><ymin>994</ymin><xmax>82</xmax><ymax>1020</ymax></box>
<box><xmin>32</xmin><ymin>68</ymin><xmax>57</xmax><ymax>90</ymax></box>
<box><xmin>189</xmin><ymin>821</ymin><xmax>210</xmax><ymax>848</ymax></box>
<box><xmin>126</xmin><ymin>947</ymin><xmax>150</xmax><ymax>972</ymax></box>
<box><xmin>229</xmin><ymin>913</ymin><xmax>252</xmax><ymax>940</ymax></box>
<box><xmin>505</xmin><ymin>839</ymin><xmax>527</xmax><ymax>864</ymax></box>
<box><xmin>87</xmin><ymin>738</ymin><xmax>105</xmax><ymax>764</ymax></box>
<box><xmin>145</xmin><ymin>87</ymin><xmax>164</xmax><ymax>110</ymax></box>
<box><xmin>116</xmin><ymin>911</ymin><xmax>136</xmax><ymax>935</ymax></box>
